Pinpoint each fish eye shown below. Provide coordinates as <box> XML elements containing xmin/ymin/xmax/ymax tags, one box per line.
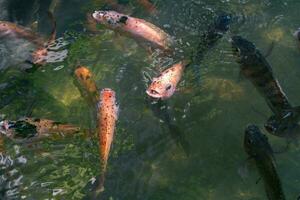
<box><xmin>166</xmin><ymin>85</ymin><xmax>172</xmax><ymax>91</ymax></box>
<box><xmin>247</xmin><ymin>139</ymin><xmax>253</xmax><ymax>144</ymax></box>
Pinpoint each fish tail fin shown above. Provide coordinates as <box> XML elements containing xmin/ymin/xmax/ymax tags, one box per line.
<box><xmin>82</xmin><ymin>174</ymin><xmax>105</xmax><ymax>200</ymax></box>
<box><xmin>96</xmin><ymin>174</ymin><xmax>105</xmax><ymax>193</ymax></box>
<box><xmin>46</xmin><ymin>10</ymin><xmax>57</xmax><ymax>45</ymax></box>
<box><xmin>168</xmin><ymin>124</ymin><xmax>190</xmax><ymax>157</ymax></box>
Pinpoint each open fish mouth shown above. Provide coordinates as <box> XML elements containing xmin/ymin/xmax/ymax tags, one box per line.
<box><xmin>92</xmin><ymin>11</ymin><xmax>106</xmax><ymax>21</ymax></box>
<box><xmin>146</xmin><ymin>89</ymin><xmax>163</xmax><ymax>99</ymax></box>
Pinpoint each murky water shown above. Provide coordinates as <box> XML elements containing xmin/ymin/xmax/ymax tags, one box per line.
<box><xmin>1</xmin><ymin>0</ymin><xmax>300</xmax><ymax>199</ymax></box>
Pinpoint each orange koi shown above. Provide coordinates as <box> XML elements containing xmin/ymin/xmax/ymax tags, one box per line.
<box><xmin>74</xmin><ymin>66</ymin><xmax>99</xmax><ymax>106</ymax></box>
<box><xmin>96</xmin><ymin>88</ymin><xmax>118</xmax><ymax>193</ymax></box>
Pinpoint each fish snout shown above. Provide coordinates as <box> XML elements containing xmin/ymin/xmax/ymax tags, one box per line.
<box><xmin>92</xmin><ymin>11</ymin><xmax>106</xmax><ymax>22</ymax></box>
<box><xmin>146</xmin><ymin>88</ymin><xmax>163</xmax><ymax>99</ymax></box>
<box><xmin>293</xmin><ymin>28</ymin><xmax>300</xmax><ymax>41</ymax></box>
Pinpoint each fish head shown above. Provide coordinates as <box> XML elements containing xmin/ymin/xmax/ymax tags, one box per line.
<box><xmin>0</xmin><ymin>21</ymin><xmax>10</xmax><ymax>32</ymax></box>
<box><xmin>264</xmin><ymin>115</ymin><xmax>280</xmax><ymax>135</ymax></box>
<box><xmin>293</xmin><ymin>28</ymin><xmax>300</xmax><ymax>41</ymax></box>
<box><xmin>92</xmin><ymin>10</ymin><xmax>128</xmax><ymax>28</ymax></box>
<box><xmin>231</xmin><ymin>36</ymin><xmax>256</xmax><ymax>64</ymax></box>
<box><xmin>265</xmin><ymin>114</ymin><xmax>299</xmax><ymax>138</ymax></box>
<box><xmin>100</xmin><ymin>88</ymin><xmax>118</xmax><ymax>120</ymax></box>
<box><xmin>215</xmin><ymin>13</ymin><xmax>232</xmax><ymax>32</ymax></box>
<box><xmin>244</xmin><ymin>124</ymin><xmax>271</xmax><ymax>157</ymax></box>
<box><xmin>146</xmin><ymin>76</ymin><xmax>176</xmax><ymax>100</ymax></box>
<box><xmin>75</xmin><ymin>66</ymin><xmax>92</xmax><ymax>80</ymax></box>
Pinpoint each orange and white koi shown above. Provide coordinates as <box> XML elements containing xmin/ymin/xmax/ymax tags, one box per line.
<box><xmin>146</xmin><ymin>60</ymin><xmax>189</xmax><ymax>100</ymax></box>
<box><xmin>96</xmin><ymin>88</ymin><xmax>118</xmax><ymax>193</ymax></box>
<box><xmin>92</xmin><ymin>10</ymin><xmax>174</xmax><ymax>53</ymax></box>
<box><xmin>0</xmin><ymin>11</ymin><xmax>56</xmax><ymax>65</ymax></box>
<box><xmin>74</xmin><ymin>66</ymin><xmax>99</xmax><ymax>106</ymax></box>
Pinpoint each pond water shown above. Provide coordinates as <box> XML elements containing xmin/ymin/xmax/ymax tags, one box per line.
<box><xmin>1</xmin><ymin>0</ymin><xmax>300</xmax><ymax>199</ymax></box>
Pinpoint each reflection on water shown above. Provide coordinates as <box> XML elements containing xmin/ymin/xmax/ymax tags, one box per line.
<box><xmin>0</xmin><ymin>0</ymin><xmax>300</xmax><ymax>199</ymax></box>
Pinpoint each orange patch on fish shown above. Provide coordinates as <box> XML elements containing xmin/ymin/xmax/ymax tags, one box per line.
<box><xmin>97</xmin><ymin>88</ymin><xmax>118</xmax><ymax>192</ymax></box>
<box><xmin>146</xmin><ymin>60</ymin><xmax>188</xmax><ymax>100</ymax></box>
<box><xmin>74</xmin><ymin>66</ymin><xmax>99</xmax><ymax>105</ymax></box>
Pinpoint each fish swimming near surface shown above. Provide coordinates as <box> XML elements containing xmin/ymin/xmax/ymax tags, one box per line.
<box><xmin>244</xmin><ymin>124</ymin><xmax>286</xmax><ymax>200</ymax></box>
<box><xmin>231</xmin><ymin>36</ymin><xmax>300</xmax><ymax>139</ymax></box>
<box><xmin>94</xmin><ymin>88</ymin><xmax>118</xmax><ymax>195</ymax></box>
<box><xmin>92</xmin><ymin>10</ymin><xmax>175</xmax><ymax>53</ymax></box>
<box><xmin>0</xmin><ymin>11</ymin><xmax>56</xmax><ymax>67</ymax></box>
<box><xmin>146</xmin><ymin>13</ymin><xmax>232</xmax><ymax>100</ymax></box>
<box><xmin>0</xmin><ymin>117</ymin><xmax>80</xmax><ymax>143</ymax></box>
<box><xmin>74</xmin><ymin>66</ymin><xmax>99</xmax><ymax>106</ymax></box>
<box><xmin>146</xmin><ymin>60</ymin><xmax>188</xmax><ymax>100</ymax></box>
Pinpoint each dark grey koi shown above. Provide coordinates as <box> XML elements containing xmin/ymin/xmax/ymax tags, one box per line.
<box><xmin>231</xmin><ymin>36</ymin><xmax>300</xmax><ymax>138</ymax></box>
<box><xmin>244</xmin><ymin>125</ymin><xmax>286</xmax><ymax>200</ymax></box>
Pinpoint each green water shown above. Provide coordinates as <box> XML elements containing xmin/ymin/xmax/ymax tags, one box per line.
<box><xmin>1</xmin><ymin>0</ymin><xmax>300</xmax><ymax>199</ymax></box>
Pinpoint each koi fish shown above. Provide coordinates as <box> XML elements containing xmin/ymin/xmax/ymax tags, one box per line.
<box><xmin>146</xmin><ymin>13</ymin><xmax>232</xmax><ymax>100</ymax></box>
<box><xmin>96</xmin><ymin>88</ymin><xmax>118</xmax><ymax>194</ymax></box>
<box><xmin>0</xmin><ymin>11</ymin><xmax>56</xmax><ymax>66</ymax></box>
<box><xmin>0</xmin><ymin>118</ymin><xmax>80</xmax><ymax>143</ymax></box>
<box><xmin>244</xmin><ymin>125</ymin><xmax>286</xmax><ymax>200</ymax></box>
<box><xmin>147</xmin><ymin>98</ymin><xmax>190</xmax><ymax>156</ymax></box>
<box><xmin>92</xmin><ymin>10</ymin><xmax>174</xmax><ymax>53</ymax></box>
<box><xmin>74</xmin><ymin>66</ymin><xmax>99</xmax><ymax>106</ymax></box>
<box><xmin>231</xmin><ymin>36</ymin><xmax>300</xmax><ymax>139</ymax></box>
<box><xmin>146</xmin><ymin>60</ymin><xmax>188</xmax><ymax>100</ymax></box>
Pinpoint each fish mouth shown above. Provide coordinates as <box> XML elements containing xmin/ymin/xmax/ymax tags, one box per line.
<box><xmin>92</xmin><ymin>11</ymin><xmax>105</xmax><ymax>22</ymax></box>
<box><xmin>146</xmin><ymin>89</ymin><xmax>163</xmax><ymax>99</ymax></box>
<box><xmin>101</xmin><ymin>88</ymin><xmax>115</xmax><ymax>96</ymax></box>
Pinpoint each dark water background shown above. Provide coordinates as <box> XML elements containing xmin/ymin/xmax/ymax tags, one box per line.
<box><xmin>1</xmin><ymin>0</ymin><xmax>300</xmax><ymax>199</ymax></box>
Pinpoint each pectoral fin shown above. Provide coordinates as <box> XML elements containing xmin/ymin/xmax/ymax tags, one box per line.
<box><xmin>263</xmin><ymin>41</ymin><xmax>275</xmax><ymax>58</ymax></box>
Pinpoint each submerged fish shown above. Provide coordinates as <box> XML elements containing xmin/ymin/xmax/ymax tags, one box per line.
<box><xmin>74</xmin><ymin>66</ymin><xmax>99</xmax><ymax>106</ymax></box>
<box><xmin>231</xmin><ymin>36</ymin><xmax>300</xmax><ymax>138</ymax></box>
<box><xmin>0</xmin><ymin>11</ymin><xmax>56</xmax><ymax>66</ymax></box>
<box><xmin>146</xmin><ymin>60</ymin><xmax>188</xmax><ymax>99</ymax></box>
<box><xmin>96</xmin><ymin>88</ymin><xmax>118</xmax><ymax>194</ymax></box>
<box><xmin>0</xmin><ymin>118</ymin><xmax>80</xmax><ymax>143</ymax></box>
<box><xmin>147</xmin><ymin>98</ymin><xmax>190</xmax><ymax>156</ymax></box>
<box><xmin>146</xmin><ymin>13</ymin><xmax>232</xmax><ymax>100</ymax></box>
<box><xmin>92</xmin><ymin>10</ymin><xmax>174</xmax><ymax>53</ymax></box>
<box><xmin>244</xmin><ymin>125</ymin><xmax>286</xmax><ymax>200</ymax></box>
<box><xmin>136</xmin><ymin>0</ymin><xmax>157</xmax><ymax>15</ymax></box>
